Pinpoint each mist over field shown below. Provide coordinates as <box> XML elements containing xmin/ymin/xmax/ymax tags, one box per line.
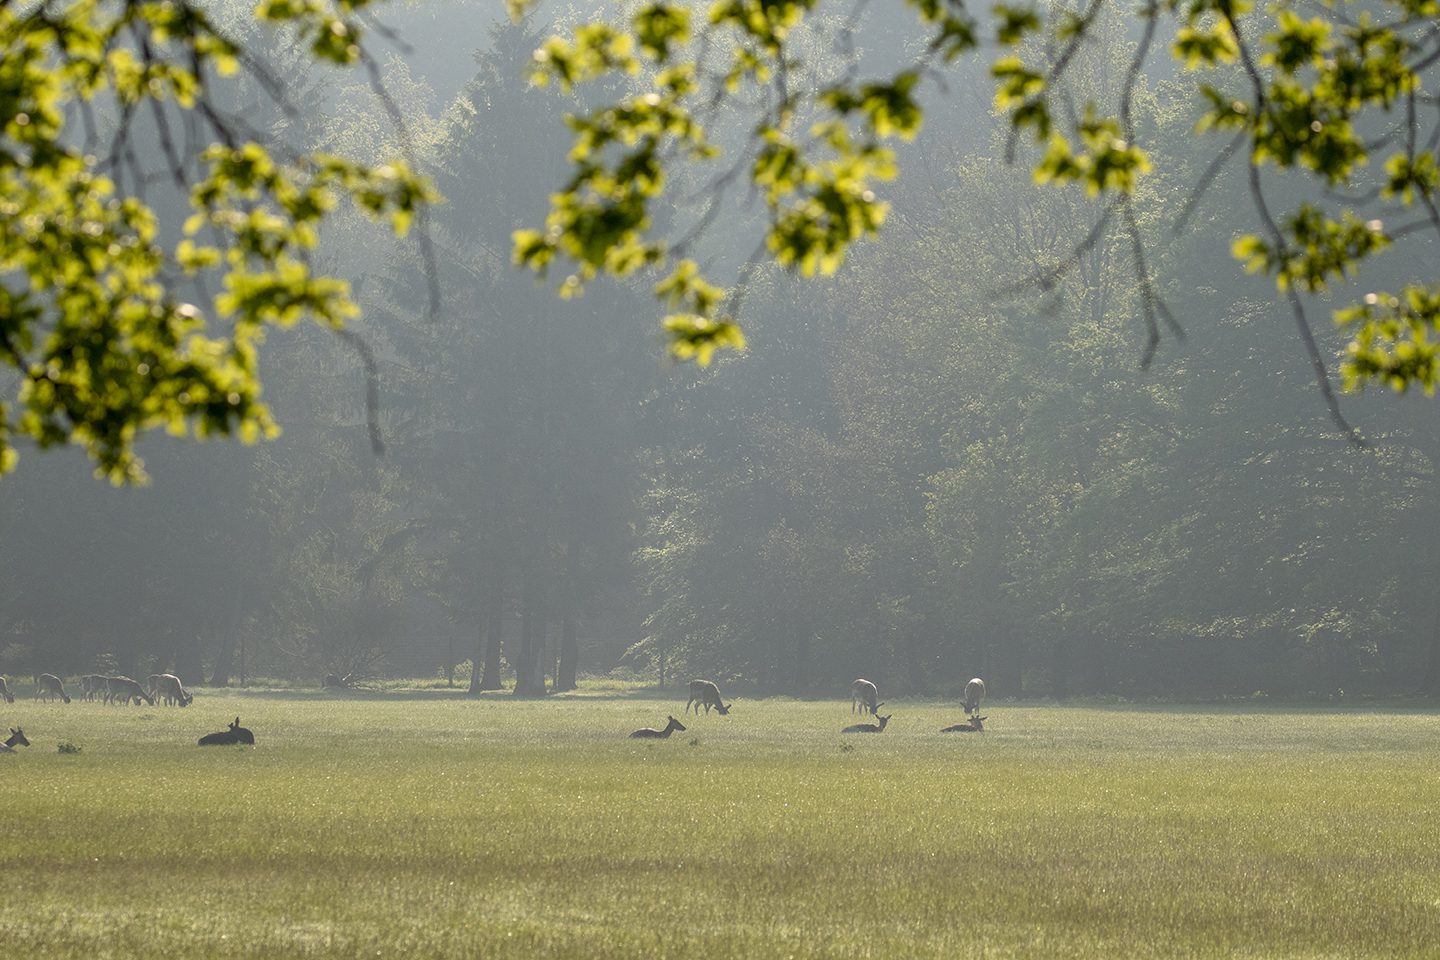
<box><xmin>2</xmin><ymin>2</ymin><xmax>1436</xmax><ymax>700</ymax></box>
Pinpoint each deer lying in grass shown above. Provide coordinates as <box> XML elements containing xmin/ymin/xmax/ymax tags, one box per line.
<box><xmin>685</xmin><ymin>680</ymin><xmax>732</xmax><ymax>716</ymax></box>
<box><xmin>36</xmin><ymin>674</ymin><xmax>70</xmax><ymax>703</ymax></box>
<box><xmin>198</xmin><ymin>717</ymin><xmax>254</xmax><ymax>746</ymax></box>
<box><xmin>850</xmin><ymin>679</ymin><xmax>883</xmax><ymax>716</ymax></box>
<box><xmin>842</xmin><ymin>714</ymin><xmax>892</xmax><ymax>734</ymax></box>
<box><xmin>154</xmin><ymin>674</ymin><xmax>193</xmax><ymax>707</ymax></box>
<box><xmin>0</xmin><ymin>677</ymin><xmax>11</xmax><ymax>704</ymax></box>
<box><xmin>963</xmin><ymin>677</ymin><xmax>986</xmax><ymax>717</ymax></box>
<box><xmin>104</xmin><ymin>676</ymin><xmax>155</xmax><ymax>706</ymax></box>
<box><xmin>630</xmin><ymin>715</ymin><xmax>686</xmax><ymax>739</ymax></box>
<box><xmin>940</xmin><ymin>715</ymin><xmax>987</xmax><ymax>733</ymax></box>
<box><xmin>0</xmin><ymin>728</ymin><xmax>30</xmax><ymax>753</ymax></box>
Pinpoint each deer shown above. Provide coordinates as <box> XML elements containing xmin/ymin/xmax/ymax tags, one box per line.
<box><xmin>941</xmin><ymin>715</ymin><xmax>987</xmax><ymax>733</ymax></box>
<box><xmin>79</xmin><ymin>675</ymin><xmax>103</xmax><ymax>701</ymax></box>
<box><xmin>198</xmin><ymin>717</ymin><xmax>254</xmax><ymax>746</ymax></box>
<box><xmin>0</xmin><ymin>728</ymin><xmax>30</xmax><ymax>753</ymax></box>
<box><xmin>104</xmin><ymin>676</ymin><xmax>155</xmax><ymax>706</ymax></box>
<box><xmin>629</xmin><ymin>715</ymin><xmax>687</xmax><ymax>739</ymax></box>
<box><xmin>963</xmin><ymin>677</ymin><xmax>986</xmax><ymax>716</ymax></box>
<box><xmin>0</xmin><ymin>677</ymin><xmax>11</xmax><ymax>704</ymax></box>
<box><xmin>850</xmin><ymin>679</ymin><xmax>883</xmax><ymax>716</ymax></box>
<box><xmin>842</xmin><ymin>713</ymin><xmax>892</xmax><ymax>734</ymax></box>
<box><xmin>36</xmin><ymin>674</ymin><xmax>70</xmax><ymax>703</ymax></box>
<box><xmin>153</xmin><ymin>674</ymin><xmax>193</xmax><ymax>707</ymax></box>
<box><xmin>685</xmin><ymin>680</ymin><xmax>732</xmax><ymax>716</ymax></box>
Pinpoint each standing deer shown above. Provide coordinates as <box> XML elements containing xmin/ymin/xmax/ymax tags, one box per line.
<box><xmin>0</xmin><ymin>677</ymin><xmax>12</xmax><ymax>704</ymax></box>
<box><xmin>79</xmin><ymin>675</ymin><xmax>104</xmax><ymax>701</ymax></box>
<box><xmin>198</xmin><ymin>717</ymin><xmax>254</xmax><ymax>746</ymax></box>
<box><xmin>0</xmin><ymin>728</ymin><xmax>29</xmax><ymax>753</ymax></box>
<box><xmin>842</xmin><ymin>714</ymin><xmax>892</xmax><ymax>734</ymax></box>
<box><xmin>154</xmin><ymin>674</ymin><xmax>193</xmax><ymax>707</ymax></box>
<box><xmin>941</xmin><ymin>715</ymin><xmax>987</xmax><ymax>733</ymax></box>
<box><xmin>36</xmin><ymin>674</ymin><xmax>70</xmax><ymax>703</ymax></box>
<box><xmin>629</xmin><ymin>715</ymin><xmax>687</xmax><ymax>739</ymax></box>
<box><xmin>963</xmin><ymin>677</ymin><xmax>986</xmax><ymax>717</ymax></box>
<box><xmin>850</xmin><ymin>679</ymin><xmax>883</xmax><ymax>716</ymax></box>
<box><xmin>104</xmin><ymin>676</ymin><xmax>155</xmax><ymax>706</ymax></box>
<box><xmin>685</xmin><ymin>680</ymin><xmax>732</xmax><ymax>716</ymax></box>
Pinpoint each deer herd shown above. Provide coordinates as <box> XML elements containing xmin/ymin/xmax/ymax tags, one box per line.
<box><xmin>629</xmin><ymin>676</ymin><xmax>989</xmax><ymax>738</ymax></box>
<box><xmin>0</xmin><ymin>672</ymin><xmax>250</xmax><ymax>753</ymax></box>
<box><xmin>6</xmin><ymin>672</ymin><xmax>988</xmax><ymax>749</ymax></box>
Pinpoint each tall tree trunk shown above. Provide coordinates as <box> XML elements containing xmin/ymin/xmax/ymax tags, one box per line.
<box><xmin>471</xmin><ymin>571</ymin><xmax>506</xmax><ymax>694</ymax></box>
<box><xmin>468</xmin><ymin>620</ymin><xmax>488</xmax><ymax>696</ymax></box>
<box><xmin>557</xmin><ymin>615</ymin><xmax>578</xmax><ymax>691</ymax></box>
<box><xmin>513</xmin><ymin>586</ymin><xmax>547</xmax><ymax>697</ymax></box>
<box><xmin>208</xmin><ymin>630</ymin><xmax>235</xmax><ymax>687</ymax></box>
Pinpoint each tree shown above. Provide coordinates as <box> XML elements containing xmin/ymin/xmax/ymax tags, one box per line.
<box><xmin>0</xmin><ymin>0</ymin><xmax>435</xmax><ymax>483</ymax></box>
<box><xmin>514</xmin><ymin>0</ymin><xmax>1440</xmax><ymax>436</ymax></box>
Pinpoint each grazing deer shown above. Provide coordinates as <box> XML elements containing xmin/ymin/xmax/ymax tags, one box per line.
<box><xmin>842</xmin><ymin>713</ymin><xmax>892</xmax><ymax>734</ymax></box>
<box><xmin>104</xmin><ymin>676</ymin><xmax>155</xmax><ymax>706</ymax></box>
<box><xmin>850</xmin><ymin>679</ymin><xmax>883</xmax><ymax>716</ymax></box>
<box><xmin>941</xmin><ymin>715</ymin><xmax>987</xmax><ymax>733</ymax></box>
<box><xmin>154</xmin><ymin>674</ymin><xmax>193</xmax><ymax>707</ymax></box>
<box><xmin>198</xmin><ymin>717</ymin><xmax>254</xmax><ymax>746</ymax></box>
<box><xmin>0</xmin><ymin>728</ymin><xmax>30</xmax><ymax>752</ymax></box>
<box><xmin>963</xmin><ymin>677</ymin><xmax>986</xmax><ymax>717</ymax></box>
<box><xmin>630</xmin><ymin>715</ymin><xmax>687</xmax><ymax>739</ymax></box>
<box><xmin>79</xmin><ymin>675</ymin><xmax>103</xmax><ymax>701</ymax></box>
<box><xmin>685</xmin><ymin>680</ymin><xmax>732</xmax><ymax>716</ymax></box>
<box><xmin>36</xmin><ymin>674</ymin><xmax>71</xmax><ymax>704</ymax></box>
<box><xmin>0</xmin><ymin>677</ymin><xmax>11</xmax><ymax>704</ymax></box>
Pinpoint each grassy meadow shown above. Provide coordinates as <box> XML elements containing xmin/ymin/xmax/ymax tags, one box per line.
<box><xmin>0</xmin><ymin>688</ymin><xmax>1437</xmax><ymax>958</ymax></box>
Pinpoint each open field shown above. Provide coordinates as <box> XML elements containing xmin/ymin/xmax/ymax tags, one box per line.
<box><xmin>0</xmin><ymin>690</ymin><xmax>1438</xmax><ymax>958</ymax></box>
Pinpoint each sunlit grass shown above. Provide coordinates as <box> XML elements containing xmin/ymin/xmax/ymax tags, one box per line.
<box><xmin>0</xmin><ymin>692</ymin><xmax>1437</xmax><ymax>958</ymax></box>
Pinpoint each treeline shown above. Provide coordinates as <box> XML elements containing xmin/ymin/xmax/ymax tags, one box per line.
<box><xmin>0</xmin><ymin>10</ymin><xmax>1436</xmax><ymax>698</ymax></box>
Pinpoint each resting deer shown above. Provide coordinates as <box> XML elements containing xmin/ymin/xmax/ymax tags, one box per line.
<box><xmin>36</xmin><ymin>674</ymin><xmax>70</xmax><ymax>704</ymax></box>
<box><xmin>0</xmin><ymin>677</ymin><xmax>12</xmax><ymax>704</ymax></box>
<box><xmin>154</xmin><ymin>674</ymin><xmax>193</xmax><ymax>707</ymax></box>
<box><xmin>0</xmin><ymin>728</ymin><xmax>30</xmax><ymax>752</ymax></box>
<box><xmin>685</xmin><ymin>680</ymin><xmax>732</xmax><ymax>716</ymax></box>
<box><xmin>941</xmin><ymin>715</ymin><xmax>987</xmax><ymax>733</ymax></box>
<box><xmin>198</xmin><ymin>717</ymin><xmax>254</xmax><ymax>746</ymax></box>
<box><xmin>104</xmin><ymin>676</ymin><xmax>155</xmax><ymax>706</ymax></box>
<box><xmin>963</xmin><ymin>677</ymin><xmax>986</xmax><ymax>717</ymax></box>
<box><xmin>850</xmin><ymin>679</ymin><xmax>883</xmax><ymax>716</ymax></box>
<box><xmin>630</xmin><ymin>715</ymin><xmax>686</xmax><ymax>739</ymax></box>
<box><xmin>842</xmin><ymin>713</ymin><xmax>892</xmax><ymax>734</ymax></box>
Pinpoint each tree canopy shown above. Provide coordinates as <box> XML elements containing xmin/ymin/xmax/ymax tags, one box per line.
<box><xmin>513</xmin><ymin>0</ymin><xmax>1440</xmax><ymax>438</ymax></box>
<box><xmin>0</xmin><ymin>0</ymin><xmax>435</xmax><ymax>482</ymax></box>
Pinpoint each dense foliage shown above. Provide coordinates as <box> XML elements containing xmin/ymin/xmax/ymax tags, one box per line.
<box><xmin>0</xmin><ymin>0</ymin><xmax>434</xmax><ymax>481</ymax></box>
<box><xmin>516</xmin><ymin>0</ymin><xmax>1440</xmax><ymax>438</ymax></box>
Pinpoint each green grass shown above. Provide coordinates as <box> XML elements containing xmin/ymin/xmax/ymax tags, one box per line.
<box><xmin>0</xmin><ymin>692</ymin><xmax>1437</xmax><ymax>958</ymax></box>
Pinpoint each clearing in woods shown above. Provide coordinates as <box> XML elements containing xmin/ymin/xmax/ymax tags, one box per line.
<box><xmin>0</xmin><ymin>690</ymin><xmax>1436</xmax><ymax>958</ymax></box>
